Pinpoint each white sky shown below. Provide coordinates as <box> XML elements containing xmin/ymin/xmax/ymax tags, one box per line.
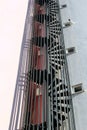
<box><xmin>0</xmin><ymin>0</ymin><xmax>28</xmax><ymax>129</ymax></box>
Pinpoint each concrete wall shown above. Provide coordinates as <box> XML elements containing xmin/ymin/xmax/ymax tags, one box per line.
<box><xmin>59</xmin><ymin>0</ymin><xmax>87</xmax><ymax>129</ymax></box>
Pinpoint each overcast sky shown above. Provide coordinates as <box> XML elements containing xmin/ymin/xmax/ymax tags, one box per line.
<box><xmin>0</xmin><ymin>0</ymin><xmax>28</xmax><ymax>129</ymax></box>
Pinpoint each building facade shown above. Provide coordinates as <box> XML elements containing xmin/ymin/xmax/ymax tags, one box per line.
<box><xmin>59</xmin><ymin>0</ymin><xmax>87</xmax><ymax>130</ymax></box>
<box><xmin>9</xmin><ymin>0</ymin><xmax>87</xmax><ymax>130</ymax></box>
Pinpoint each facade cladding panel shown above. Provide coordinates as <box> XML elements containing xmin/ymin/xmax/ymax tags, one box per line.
<box><xmin>9</xmin><ymin>0</ymin><xmax>87</xmax><ymax>130</ymax></box>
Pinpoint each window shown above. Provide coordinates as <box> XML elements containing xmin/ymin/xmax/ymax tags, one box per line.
<box><xmin>72</xmin><ymin>83</ymin><xmax>83</xmax><ymax>94</ymax></box>
<box><xmin>61</xmin><ymin>4</ymin><xmax>67</xmax><ymax>9</ymax></box>
<box><xmin>66</xmin><ymin>47</ymin><xmax>76</xmax><ymax>55</ymax></box>
<box><xmin>74</xmin><ymin>86</ymin><xmax>82</xmax><ymax>93</ymax></box>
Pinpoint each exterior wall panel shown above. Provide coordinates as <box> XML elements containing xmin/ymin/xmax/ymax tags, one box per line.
<box><xmin>59</xmin><ymin>0</ymin><xmax>87</xmax><ymax>129</ymax></box>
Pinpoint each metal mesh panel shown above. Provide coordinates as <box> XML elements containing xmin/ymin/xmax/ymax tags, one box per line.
<box><xmin>9</xmin><ymin>0</ymin><xmax>76</xmax><ymax>130</ymax></box>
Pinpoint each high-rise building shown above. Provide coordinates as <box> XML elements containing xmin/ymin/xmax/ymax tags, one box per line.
<box><xmin>9</xmin><ymin>0</ymin><xmax>87</xmax><ymax>130</ymax></box>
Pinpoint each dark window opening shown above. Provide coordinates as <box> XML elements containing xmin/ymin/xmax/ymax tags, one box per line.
<box><xmin>61</xmin><ymin>4</ymin><xmax>67</xmax><ymax>8</ymax></box>
<box><xmin>74</xmin><ymin>86</ymin><xmax>82</xmax><ymax>93</ymax></box>
<box><xmin>66</xmin><ymin>47</ymin><xmax>75</xmax><ymax>55</ymax></box>
<box><xmin>73</xmin><ymin>83</ymin><xmax>83</xmax><ymax>93</ymax></box>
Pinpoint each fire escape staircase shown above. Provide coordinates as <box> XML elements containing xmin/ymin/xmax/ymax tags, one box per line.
<box><xmin>9</xmin><ymin>0</ymin><xmax>76</xmax><ymax>130</ymax></box>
